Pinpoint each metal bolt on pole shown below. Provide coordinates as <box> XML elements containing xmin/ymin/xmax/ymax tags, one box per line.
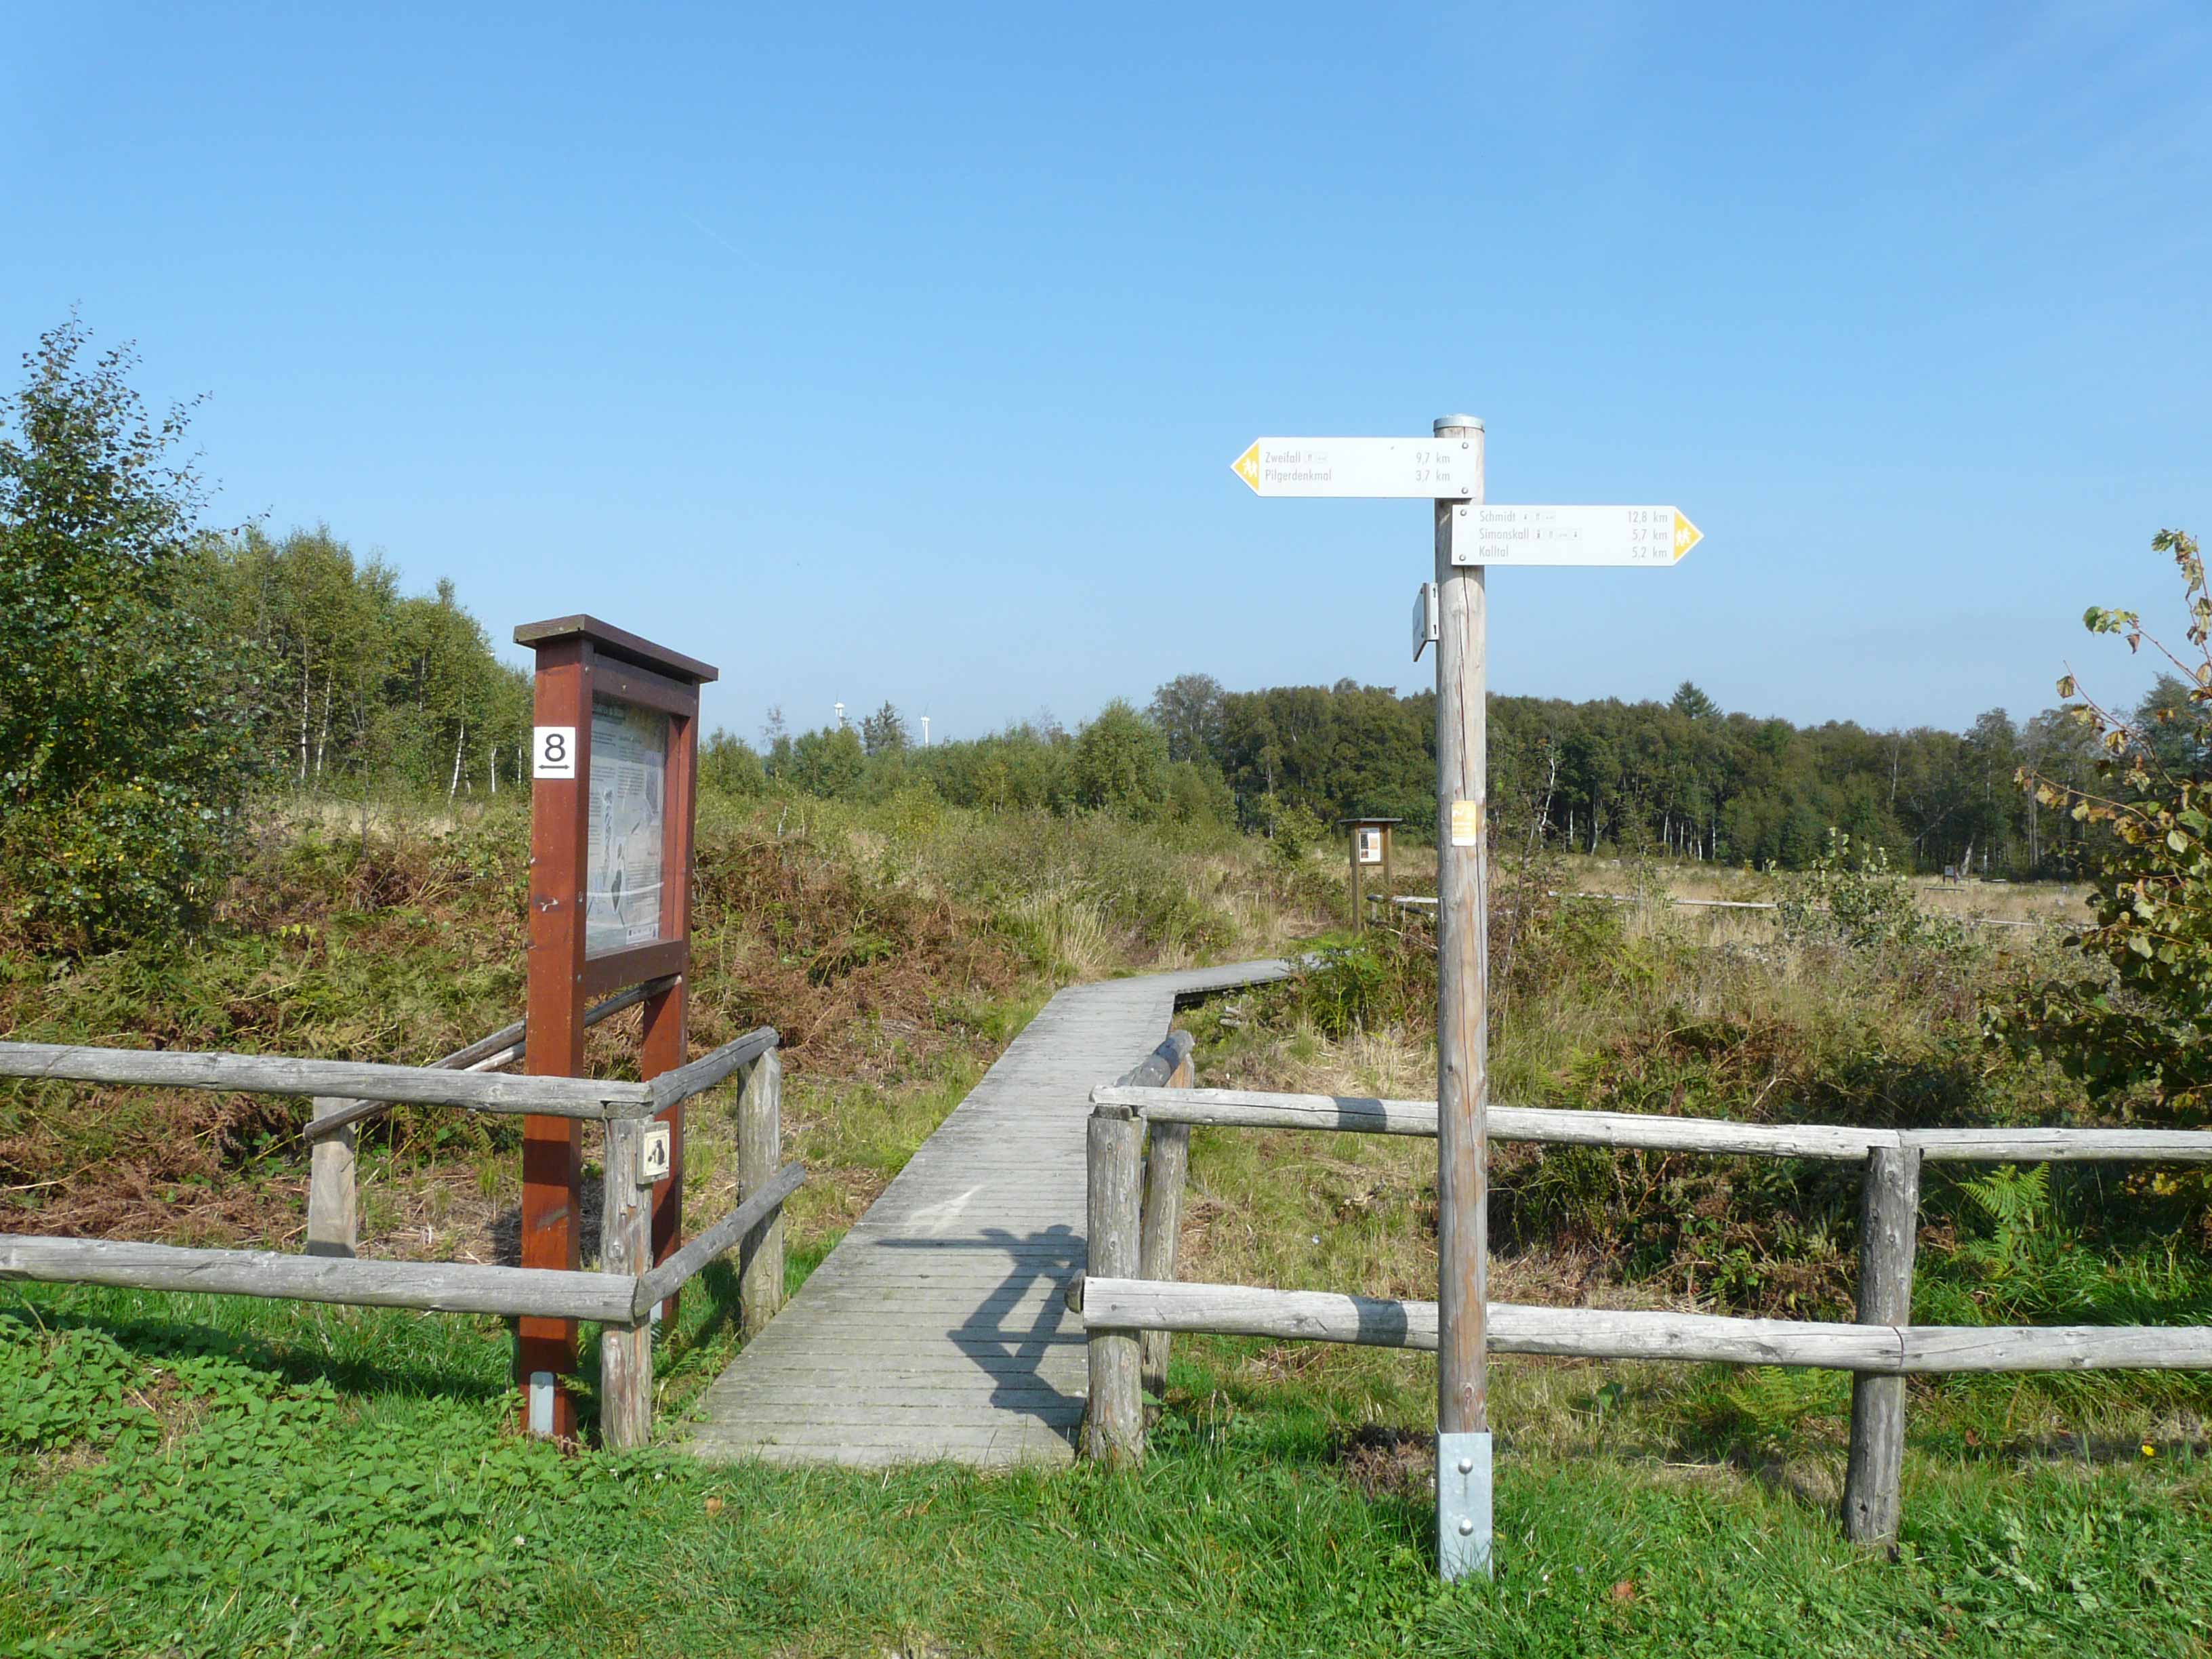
<box><xmin>1431</xmin><ymin>413</ymin><xmax>1492</xmax><ymax>1580</ymax></box>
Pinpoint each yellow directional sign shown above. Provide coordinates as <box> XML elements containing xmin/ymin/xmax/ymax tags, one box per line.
<box><xmin>1673</xmin><ymin>510</ymin><xmax>1703</xmax><ymax>562</ymax></box>
<box><xmin>1232</xmin><ymin>442</ymin><xmax>1263</xmax><ymax>491</ymax></box>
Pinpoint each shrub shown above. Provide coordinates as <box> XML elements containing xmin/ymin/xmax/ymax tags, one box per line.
<box><xmin>1777</xmin><ymin>830</ymin><xmax>1968</xmax><ymax>956</ymax></box>
<box><xmin>1297</xmin><ymin>930</ymin><xmax>1432</xmax><ymax>1038</ymax></box>
<box><xmin>1071</xmin><ymin>699</ymin><xmax>1168</xmax><ymax>817</ymax></box>
<box><xmin>1999</xmin><ymin>530</ymin><xmax>2212</xmax><ymax>1118</ymax></box>
<box><xmin>0</xmin><ymin>320</ymin><xmax>259</xmax><ymax>949</ymax></box>
<box><xmin>1251</xmin><ymin>796</ymin><xmax>1328</xmax><ymax>867</ymax></box>
<box><xmin>699</xmin><ymin>730</ymin><xmax>767</xmax><ymax>795</ymax></box>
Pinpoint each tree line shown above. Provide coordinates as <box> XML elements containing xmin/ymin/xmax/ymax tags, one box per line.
<box><xmin>205</xmin><ymin>525</ymin><xmax>530</xmax><ymax>800</ymax></box>
<box><xmin>707</xmin><ymin>674</ymin><xmax>2126</xmax><ymax>881</ymax></box>
<box><xmin>0</xmin><ymin>315</ymin><xmax>2173</xmax><ymax>951</ymax></box>
<box><xmin>1143</xmin><ymin>673</ymin><xmax>2116</xmax><ymax>878</ymax></box>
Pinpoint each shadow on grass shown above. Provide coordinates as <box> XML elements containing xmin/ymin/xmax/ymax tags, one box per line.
<box><xmin>649</xmin><ymin>1256</ymin><xmax>747</xmax><ymax>1380</ymax></box>
<box><xmin>0</xmin><ymin>1296</ymin><xmax>511</xmax><ymax>1406</ymax></box>
<box><xmin>1942</xmin><ymin>1427</ymin><xmax>2212</xmax><ymax>1467</ymax></box>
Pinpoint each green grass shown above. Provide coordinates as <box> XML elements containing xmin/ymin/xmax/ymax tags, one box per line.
<box><xmin>0</xmin><ymin>1281</ymin><xmax>2208</xmax><ymax>1658</ymax></box>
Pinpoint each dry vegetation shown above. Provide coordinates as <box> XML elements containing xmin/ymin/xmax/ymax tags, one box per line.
<box><xmin>1163</xmin><ymin>861</ymin><xmax>2211</xmax><ymax>1479</ymax></box>
<box><xmin>0</xmin><ymin>790</ymin><xmax>1332</xmax><ymax>1270</ymax></box>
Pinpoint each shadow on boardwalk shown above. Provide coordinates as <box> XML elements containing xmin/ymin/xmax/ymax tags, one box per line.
<box><xmin>876</xmin><ymin>1223</ymin><xmax>1086</xmax><ymax>1431</ymax></box>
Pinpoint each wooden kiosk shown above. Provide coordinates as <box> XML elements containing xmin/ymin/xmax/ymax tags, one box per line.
<box><xmin>1341</xmin><ymin>817</ymin><xmax>1399</xmax><ymax>930</ymax></box>
<box><xmin>515</xmin><ymin>615</ymin><xmax>716</xmax><ymax>1438</ymax></box>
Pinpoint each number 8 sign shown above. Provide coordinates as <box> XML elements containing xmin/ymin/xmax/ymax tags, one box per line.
<box><xmin>533</xmin><ymin>725</ymin><xmax>577</xmax><ymax>779</ymax></box>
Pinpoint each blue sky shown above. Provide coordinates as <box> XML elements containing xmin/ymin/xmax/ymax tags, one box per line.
<box><xmin>6</xmin><ymin>2</ymin><xmax>2208</xmax><ymax>743</ymax></box>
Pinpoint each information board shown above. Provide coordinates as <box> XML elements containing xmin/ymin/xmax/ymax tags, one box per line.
<box><xmin>586</xmin><ymin>695</ymin><xmax>668</xmax><ymax>956</ymax></box>
<box><xmin>516</xmin><ymin>613</ymin><xmax>715</xmax><ymax>1446</ymax></box>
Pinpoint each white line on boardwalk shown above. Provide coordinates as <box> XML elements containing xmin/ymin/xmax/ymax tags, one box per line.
<box><xmin>684</xmin><ymin>960</ymin><xmax>1290</xmax><ymax>1467</ymax></box>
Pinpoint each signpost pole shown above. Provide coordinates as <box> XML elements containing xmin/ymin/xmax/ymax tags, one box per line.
<box><xmin>1229</xmin><ymin>418</ymin><xmax>1697</xmax><ymax>1579</ymax></box>
<box><xmin>1431</xmin><ymin>414</ymin><xmax>1492</xmax><ymax>1579</ymax></box>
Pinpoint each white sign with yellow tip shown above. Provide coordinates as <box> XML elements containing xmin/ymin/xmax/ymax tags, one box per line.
<box><xmin>1231</xmin><ymin>436</ymin><xmax>1481</xmax><ymax>499</ymax></box>
<box><xmin>1441</xmin><ymin>504</ymin><xmax>1702</xmax><ymax>567</ymax></box>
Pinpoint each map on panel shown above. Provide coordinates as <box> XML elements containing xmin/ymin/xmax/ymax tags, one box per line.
<box><xmin>586</xmin><ymin>696</ymin><xmax>667</xmax><ymax>956</ymax></box>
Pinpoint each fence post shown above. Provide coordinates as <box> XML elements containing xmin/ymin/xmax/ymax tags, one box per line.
<box><xmin>1086</xmin><ymin>1102</ymin><xmax>1146</xmax><ymax>1463</ymax></box>
<box><xmin>599</xmin><ymin>1116</ymin><xmax>653</xmax><ymax>1450</ymax></box>
<box><xmin>736</xmin><ymin>1048</ymin><xmax>786</xmax><ymax>1338</ymax></box>
<box><xmin>305</xmin><ymin>1097</ymin><xmax>358</xmax><ymax>1258</ymax></box>
<box><xmin>1843</xmin><ymin>1142</ymin><xmax>1921</xmax><ymax>1544</ymax></box>
<box><xmin>1138</xmin><ymin>1050</ymin><xmax>1194</xmax><ymax>1394</ymax></box>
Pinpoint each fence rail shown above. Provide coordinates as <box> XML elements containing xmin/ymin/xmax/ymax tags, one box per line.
<box><xmin>0</xmin><ymin>1235</ymin><xmax>638</xmax><ymax>1323</ymax></box>
<box><xmin>1082</xmin><ymin>1072</ymin><xmax>2212</xmax><ymax>1547</ymax></box>
<box><xmin>0</xmin><ymin>1041</ymin><xmax>651</xmax><ymax>1118</ymax></box>
<box><xmin>1074</xmin><ymin>1277</ymin><xmax>2212</xmax><ymax>1374</ymax></box>
<box><xmin>1091</xmin><ymin>1085</ymin><xmax>2212</xmax><ymax>1164</ymax></box>
<box><xmin>302</xmin><ymin>975</ymin><xmax>678</xmax><ymax>1144</ymax></box>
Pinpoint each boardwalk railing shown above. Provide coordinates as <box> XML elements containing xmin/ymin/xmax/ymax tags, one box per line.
<box><xmin>1079</xmin><ymin>1075</ymin><xmax>2212</xmax><ymax>1544</ymax></box>
<box><xmin>1082</xmin><ymin>1031</ymin><xmax>1196</xmax><ymax>1462</ymax></box>
<box><xmin>0</xmin><ymin>1027</ymin><xmax>804</xmax><ymax>1449</ymax></box>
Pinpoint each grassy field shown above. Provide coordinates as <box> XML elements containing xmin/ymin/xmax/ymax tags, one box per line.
<box><xmin>2</xmin><ymin>1280</ymin><xmax>2206</xmax><ymax>1657</ymax></box>
<box><xmin>1</xmin><ymin>802</ymin><xmax>2207</xmax><ymax>1656</ymax></box>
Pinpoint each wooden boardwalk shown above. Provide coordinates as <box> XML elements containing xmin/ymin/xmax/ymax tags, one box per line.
<box><xmin>686</xmin><ymin>960</ymin><xmax>1289</xmax><ymax>1467</ymax></box>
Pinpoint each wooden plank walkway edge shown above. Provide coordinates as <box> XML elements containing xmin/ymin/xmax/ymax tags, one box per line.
<box><xmin>684</xmin><ymin>959</ymin><xmax>1291</xmax><ymax>1467</ymax></box>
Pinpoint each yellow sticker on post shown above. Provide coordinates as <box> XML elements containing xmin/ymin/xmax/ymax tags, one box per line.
<box><xmin>1450</xmin><ymin>800</ymin><xmax>1480</xmax><ymax>847</ymax></box>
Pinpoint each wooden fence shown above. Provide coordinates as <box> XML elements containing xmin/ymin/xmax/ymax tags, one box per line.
<box><xmin>1078</xmin><ymin>1070</ymin><xmax>2212</xmax><ymax>1544</ymax></box>
<box><xmin>0</xmin><ymin>1021</ymin><xmax>804</xmax><ymax>1450</ymax></box>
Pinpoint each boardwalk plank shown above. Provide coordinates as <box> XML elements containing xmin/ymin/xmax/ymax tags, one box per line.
<box><xmin>681</xmin><ymin>962</ymin><xmax>1288</xmax><ymax>1466</ymax></box>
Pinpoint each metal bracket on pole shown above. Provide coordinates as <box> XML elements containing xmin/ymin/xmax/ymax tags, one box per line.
<box><xmin>1437</xmin><ymin>1430</ymin><xmax>1494</xmax><ymax>1581</ymax></box>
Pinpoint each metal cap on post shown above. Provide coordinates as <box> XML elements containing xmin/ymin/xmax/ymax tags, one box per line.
<box><xmin>1431</xmin><ymin>410</ymin><xmax>1492</xmax><ymax>1581</ymax></box>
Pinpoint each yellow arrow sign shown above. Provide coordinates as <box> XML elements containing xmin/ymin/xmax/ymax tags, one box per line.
<box><xmin>1231</xmin><ymin>442</ymin><xmax>1262</xmax><ymax>491</ymax></box>
<box><xmin>1673</xmin><ymin>511</ymin><xmax>1703</xmax><ymax>562</ymax></box>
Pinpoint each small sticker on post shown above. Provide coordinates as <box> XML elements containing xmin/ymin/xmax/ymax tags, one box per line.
<box><xmin>638</xmin><ymin>1121</ymin><xmax>673</xmax><ymax>1184</ymax></box>
<box><xmin>533</xmin><ymin>726</ymin><xmax>577</xmax><ymax>779</ymax></box>
<box><xmin>1450</xmin><ymin>800</ymin><xmax>1480</xmax><ymax>847</ymax></box>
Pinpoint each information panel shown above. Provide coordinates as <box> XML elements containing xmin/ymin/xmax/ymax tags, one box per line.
<box><xmin>586</xmin><ymin>695</ymin><xmax>668</xmax><ymax>956</ymax></box>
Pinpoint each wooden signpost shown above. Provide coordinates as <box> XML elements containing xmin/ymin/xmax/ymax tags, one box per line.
<box><xmin>515</xmin><ymin>615</ymin><xmax>717</xmax><ymax>1439</ymax></box>
<box><xmin>1233</xmin><ymin>419</ymin><xmax>1698</xmax><ymax>1580</ymax></box>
